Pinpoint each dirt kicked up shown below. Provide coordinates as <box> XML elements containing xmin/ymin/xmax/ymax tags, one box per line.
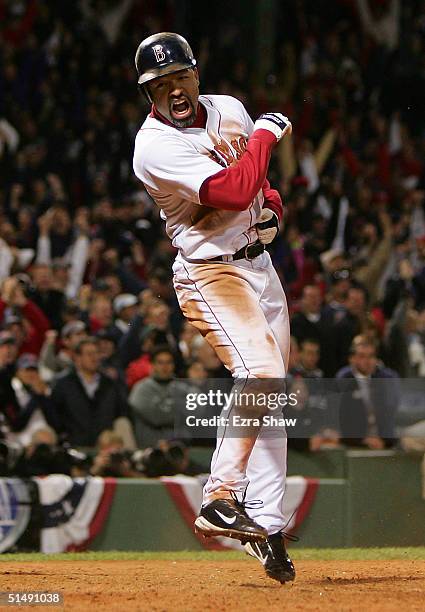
<box><xmin>0</xmin><ymin>559</ymin><xmax>424</xmax><ymax>612</ymax></box>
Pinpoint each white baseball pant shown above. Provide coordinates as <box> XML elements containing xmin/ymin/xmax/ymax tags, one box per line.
<box><xmin>173</xmin><ymin>250</ymin><xmax>290</xmax><ymax>534</ymax></box>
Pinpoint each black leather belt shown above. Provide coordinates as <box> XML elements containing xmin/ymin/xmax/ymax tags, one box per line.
<box><xmin>212</xmin><ymin>241</ymin><xmax>265</xmax><ymax>262</ymax></box>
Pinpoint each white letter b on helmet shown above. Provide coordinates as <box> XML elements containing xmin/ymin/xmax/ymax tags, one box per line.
<box><xmin>153</xmin><ymin>45</ymin><xmax>166</xmax><ymax>62</ymax></box>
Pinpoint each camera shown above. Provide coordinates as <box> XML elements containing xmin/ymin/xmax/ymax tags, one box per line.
<box><xmin>132</xmin><ymin>441</ymin><xmax>188</xmax><ymax>477</ymax></box>
<box><xmin>14</xmin><ymin>444</ymin><xmax>90</xmax><ymax>477</ymax></box>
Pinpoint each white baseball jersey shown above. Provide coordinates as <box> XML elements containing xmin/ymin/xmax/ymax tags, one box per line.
<box><xmin>133</xmin><ymin>95</ymin><xmax>264</xmax><ymax>259</ymax></box>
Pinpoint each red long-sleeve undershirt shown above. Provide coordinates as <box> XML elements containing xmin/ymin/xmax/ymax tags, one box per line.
<box><xmin>152</xmin><ymin>104</ymin><xmax>283</xmax><ymax>222</ymax></box>
<box><xmin>199</xmin><ymin>129</ymin><xmax>282</xmax><ymax>216</ymax></box>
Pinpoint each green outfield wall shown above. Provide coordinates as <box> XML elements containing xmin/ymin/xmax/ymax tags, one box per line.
<box><xmin>90</xmin><ymin>450</ymin><xmax>425</xmax><ymax>550</ymax></box>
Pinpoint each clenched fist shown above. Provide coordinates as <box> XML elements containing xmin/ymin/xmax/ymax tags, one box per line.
<box><xmin>256</xmin><ymin>208</ymin><xmax>279</xmax><ymax>244</ymax></box>
<box><xmin>253</xmin><ymin>113</ymin><xmax>292</xmax><ymax>142</ymax></box>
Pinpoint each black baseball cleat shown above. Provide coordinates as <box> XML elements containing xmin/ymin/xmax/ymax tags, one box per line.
<box><xmin>245</xmin><ymin>531</ymin><xmax>296</xmax><ymax>584</ymax></box>
<box><xmin>194</xmin><ymin>498</ymin><xmax>268</xmax><ymax>543</ymax></box>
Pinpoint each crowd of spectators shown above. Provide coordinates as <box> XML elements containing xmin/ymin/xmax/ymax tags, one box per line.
<box><xmin>1</xmin><ymin>0</ymin><xmax>425</xmax><ymax>472</ymax></box>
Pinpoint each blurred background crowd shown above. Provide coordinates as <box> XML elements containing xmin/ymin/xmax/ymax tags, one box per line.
<box><xmin>1</xmin><ymin>0</ymin><xmax>425</xmax><ymax>474</ymax></box>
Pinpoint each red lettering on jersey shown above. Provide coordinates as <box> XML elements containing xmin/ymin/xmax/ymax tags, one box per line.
<box><xmin>230</xmin><ymin>136</ymin><xmax>248</xmax><ymax>159</ymax></box>
<box><xmin>210</xmin><ymin>136</ymin><xmax>248</xmax><ymax>167</ymax></box>
<box><xmin>214</xmin><ymin>142</ymin><xmax>235</xmax><ymax>166</ymax></box>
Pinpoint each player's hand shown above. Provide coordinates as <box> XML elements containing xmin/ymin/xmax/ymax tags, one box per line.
<box><xmin>256</xmin><ymin>208</ymin><xmax>279</xmax><ymax>244</ymax></box>
<box><xmin>253</xmin><ymin>113</ymin><xmax>292</xmax><ymax>142</ymax></box>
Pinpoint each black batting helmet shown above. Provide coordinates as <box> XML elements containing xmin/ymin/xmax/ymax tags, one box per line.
<box><xmin>135</xmin><ymin>32</ymin><xmax>197</xmax><ymax>102</ymax></box>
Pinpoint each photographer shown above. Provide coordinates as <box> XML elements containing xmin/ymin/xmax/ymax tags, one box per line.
<box><xmin>90</xmin><ymin>431</ymin><xmax>138</xmax><ymax>477</ymax></box>
<box><xmin>14</xmin><ymin>427</ymin><xmax>89</xmax><ymax>477</ymax></box>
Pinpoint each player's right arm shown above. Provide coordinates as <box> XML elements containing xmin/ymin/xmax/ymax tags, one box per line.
<box><xmin>134</xmin><ymin>113</ymin><xmax>291</xmax><ymax>212</ymax></box>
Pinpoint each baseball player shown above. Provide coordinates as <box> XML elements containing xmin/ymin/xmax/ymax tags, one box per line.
<box><xmin>133</xmin><ymin>32</ymin><xmax>295</xmax><ymax>584</ymax></box>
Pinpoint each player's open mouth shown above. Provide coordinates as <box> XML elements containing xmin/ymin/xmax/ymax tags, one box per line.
<box><xmin>170</xmin><ymin>98</ymin><xmax>192</xmax><ymax>120</ymax></box>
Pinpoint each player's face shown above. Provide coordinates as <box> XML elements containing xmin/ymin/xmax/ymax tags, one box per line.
<box><xmin>149</xmin><ymin>68</ymin><xmax>199</xmax><ymax>128</ymax></box>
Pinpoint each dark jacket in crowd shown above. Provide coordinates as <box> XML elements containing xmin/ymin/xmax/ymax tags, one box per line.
<box><xmin>290</xmin><ymin>310</ymin><xmax>338</xmax><ymax>376</ymax></box>
<box><xmin>333</xmin><ymin>312</ymin><xmax>362</xmax><ymax>373</ymax></box>
<box><xmin>50</xmin><ymin>369</ymin><xmax>130</xmax><ymax>446</ymax></box>
<box><xmin>335</xmin><ymin>365</ymin><xmax>400</xmax><ymax>447</ymax></box>
<box><xmin>29</xmin><ymin>288</ymin><xmax>65</xmax><ymax>330</ymax></box>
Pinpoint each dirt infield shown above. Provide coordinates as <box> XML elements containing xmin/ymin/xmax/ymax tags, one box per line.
<box><xmin>0</xmin><ymin>559</ymin><xmax>424</xmax><ymax>611</ymax></box>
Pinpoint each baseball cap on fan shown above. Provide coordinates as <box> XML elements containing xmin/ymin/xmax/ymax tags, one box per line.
<box><xmin>113</xmin><ymin>293</ymin><xmax>138</xmax><ymax>314</ymax></box>
<box><xmin>0</xmin><ymin>331</ymin><xmax>16</xmax><ymax>346</ymax></box>
<box><xmin>16</xmin><ymin>353</ymin><xmax>39</xmax><ymax>370</ymax></box>
<box><xmin>61</xmin><ymin>320</ymin><xmax>87</xmax><ymax>339</ymax></box>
